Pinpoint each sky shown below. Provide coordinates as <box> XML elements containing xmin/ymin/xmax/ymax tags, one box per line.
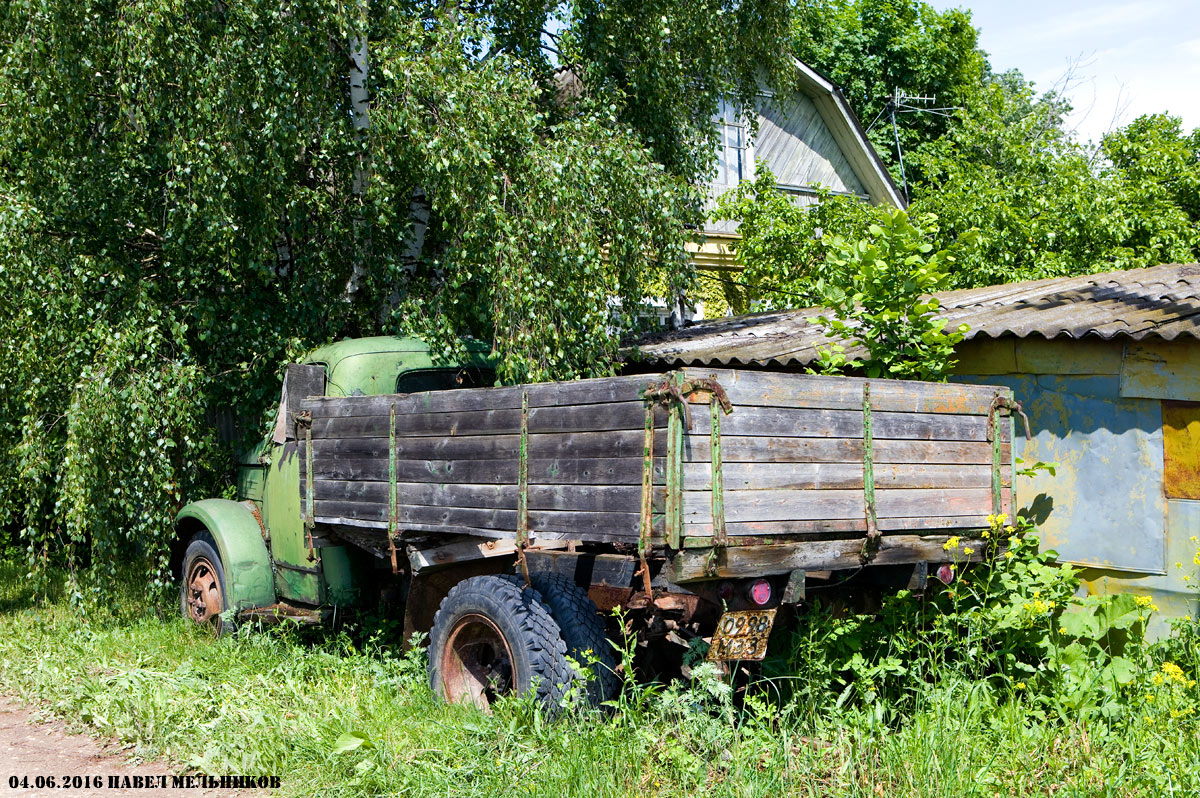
<box><xmin>932</xmin><ymin>0</ymin><xmax>1200</xmax><ymax>143</ymax></box>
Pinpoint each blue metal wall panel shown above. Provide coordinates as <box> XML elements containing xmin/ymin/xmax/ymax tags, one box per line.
<box><xmin>953</xmin><ymin>374</ymin><xmax>1167</xmax><ymax>573</ymax></box>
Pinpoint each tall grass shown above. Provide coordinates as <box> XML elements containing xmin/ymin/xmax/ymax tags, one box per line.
<box><xmin>0</xmin><ymin>562</ymin><xmax>1196</xmax><ymax>797</ymax></box>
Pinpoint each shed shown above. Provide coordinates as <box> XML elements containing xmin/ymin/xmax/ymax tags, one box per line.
<box><xmin>632</xmin><ymin>263</ymin><xmax>1200</xmax><ymax>628</ymax></box>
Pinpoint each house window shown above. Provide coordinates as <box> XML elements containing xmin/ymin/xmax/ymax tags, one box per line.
<box><xmin>1163</xmin><ymin>401</ymin><xmax>1200</xmax><ymax>500</ymax></box>
<box><xmin>713</xmin><ymin>100</ymin><xmax>751</xmax><ymax>187</ymax></box>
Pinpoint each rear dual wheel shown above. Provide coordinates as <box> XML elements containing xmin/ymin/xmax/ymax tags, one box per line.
<box><xmin>428</xmin><ymin>573</ymin><xmax>616</xmax><ymax>711</ymax></box>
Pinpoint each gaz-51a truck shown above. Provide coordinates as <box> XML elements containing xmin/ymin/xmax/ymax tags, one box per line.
<box><xmin>176</xmin><ymin>336</ymin><xmax>1016</xmax><ymax>709</ymax></box>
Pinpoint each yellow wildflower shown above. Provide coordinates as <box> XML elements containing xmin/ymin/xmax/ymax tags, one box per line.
<box><xmin>1005</xmin><ymin>525</ymin><xmax>1015</xmax><ymax>534</ymax></box>
<box><xmin>1015</xmin><ymin>682</ymin><xmax>1026</xmax><ymax>690</ymax></box>
<box><xmin>1162</xmin><ymin>662</ymin><xmax>1186</xmax><ymax>684</ymax></box>
<box><xmin>982</xmin><ymin>528</ymin><xmax>991</xmax><ymax>539</ymax></box>
<box><xmin>1135</xmin><ymin>595</ymin><xmax>1154</xmax><ymax>608</ymax></box>
<box><xmin>943</xmin><ymin>535</ymin><xmax>961</xmax><ymax>551</ymax></box>
<box><xmin>1153</xmin><ymin>673</ymin><xmax>1165</xmax><ymax>686</ymax></box>
<box><xmin>964</xmin><ymin>547</ymin><xmax>974</xmax><ymax>556</ymax></box>
<box><xmin>1191</xmin><ymin>536</ymin><xmax>1198</xmax><ymax>543</ymax></box>
<box><xmin>1004</xmin><ymin>551</ymin><xmax>1015</xmax><ymax>560</ymax></box>
<box><xmin>995</xmin><ymin>513</ymin><xmax>1008</xmax><ymax>526</ymax></box>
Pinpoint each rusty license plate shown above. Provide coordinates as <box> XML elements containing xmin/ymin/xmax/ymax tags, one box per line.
<box><xmin>707</xmin><ymin>609</ymin><xmax>777</xmax><ymax>661</ymax></box>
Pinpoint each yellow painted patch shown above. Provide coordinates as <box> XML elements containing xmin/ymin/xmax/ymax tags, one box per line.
<box><xmin>1163</xmin><ymin>401</ymin><xmax>1200</xmax><ymax>500</ymax></box>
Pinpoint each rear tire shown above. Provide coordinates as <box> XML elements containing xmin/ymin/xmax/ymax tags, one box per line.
<box><xmin>428</xmin><ymin>575</ymin><xmax>572</xmax><ymax>712</ymax></box>
<box><xmin>180</xmin><ymin>531</ymin><xmax>231</xmax><ymax>636</ymax></box>
<box><xmin>528</xmin><ymin>572</ymin><xmax>619</xmax><ymax>705</ymax></box>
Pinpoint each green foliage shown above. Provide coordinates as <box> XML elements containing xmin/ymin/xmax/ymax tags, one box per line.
<box><xmin>810</xmin><ymin>208</ymin><xmax>971</xmax><ymax>380</ymax></box>
<box><xmin>2</xmin><ymin>557</ymin><xmax>1200</xmax><ymax>795</ymax></box>
<box><xmin>0</xmin><ymin>0</ymin><xmax>793</xmax><ymax>582</ymax></box>
<box><xmin>910</xmin><ymin>80</ymin><xmax>1200</xmax><ymax>287</ymax></box>
<box><xmin>768</xmin><ymin>515</ymin><xmax>1198</xmax><ymax>731</ymax></box>
<box><xmin>791</xmin><ymin>0</ymin><xmax>988</xmax><ymax>184</ymax></box>
<box><xmin>708</xmin><ymin>166</ymin><xmax>875</xmax><ymax>310</ymax></box>
<box><xmin>790</xmin><ymin>1</ymin><xmax>1200</xmax><ymax>287</ymax></box>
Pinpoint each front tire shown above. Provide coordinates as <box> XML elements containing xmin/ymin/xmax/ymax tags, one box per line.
<box><xmin>180</xmin><ymin>531</ymin><xmax>231</xmax><ymax>636</ymax></box>
<box><xmin>428</xmin><ymin>575</ymin><xmax>571</xmax><ymax>712</ymax></box>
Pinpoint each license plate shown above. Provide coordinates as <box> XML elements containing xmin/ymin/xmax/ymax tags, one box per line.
<box><xmin>707</xmin><ymin>609</ymin><xmax>777</xmax><ymax>661</ymax></box>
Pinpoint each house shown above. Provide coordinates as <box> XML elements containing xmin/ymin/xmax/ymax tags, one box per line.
<box><xmin>558</xmin><ymin>59</ymin><xmax>903</xmax><ymax>323</ymax></box>
<box><xmin>688</xmin><ymin>58</ymin><xmax>904</xmax><ymax>318</ymax></box>
<box><xmin>632</xmin><ymin>263</ymin><xmax>1200</xmax><ymax>632</ymax></box>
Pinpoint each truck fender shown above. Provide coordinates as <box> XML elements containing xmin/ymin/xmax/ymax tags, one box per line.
<box><xmin>175</xmin><ymin>499</ymin><xmax>276</xmax><ymax>612</ymax></box>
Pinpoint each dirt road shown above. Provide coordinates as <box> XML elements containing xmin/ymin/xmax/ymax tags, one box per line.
<box><xmin>0</xmin><ymin>697</ymin><xmax>265</xmax><ymax>797</ymax></box>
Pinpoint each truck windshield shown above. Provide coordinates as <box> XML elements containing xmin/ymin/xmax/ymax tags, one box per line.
<box><xmin>395</xmin><ymin>367</ymin><xmax>495</xmax><ymax>394</ymax></box>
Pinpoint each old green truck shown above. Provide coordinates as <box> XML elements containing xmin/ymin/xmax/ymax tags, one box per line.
<box><xmin>176</xmin><ymin>336</ymin><xmax>1016</xmax><ymax>709</ymax></box>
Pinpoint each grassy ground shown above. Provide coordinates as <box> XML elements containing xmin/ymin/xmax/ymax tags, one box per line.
<box><xmin>0</xmin><ymin>563</ymin><xmax>1196</xmax><ymax>797</ymax></box>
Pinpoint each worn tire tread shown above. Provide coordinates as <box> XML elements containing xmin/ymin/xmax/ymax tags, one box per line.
<box><xmin>528</xmin><ymin>572</ymin><xmax>619</xmax><ymax>704</ymax></box>
<box><xmin>429</xmin><ymin>574</ymin><xmax>572</xmax><ymax>708</ymax></box>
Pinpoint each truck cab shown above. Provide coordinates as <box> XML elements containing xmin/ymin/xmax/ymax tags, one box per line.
<box><xmin>175</xmin><ymin>337</ymin><xmax>494</xmax><ymax>630</ymax></box>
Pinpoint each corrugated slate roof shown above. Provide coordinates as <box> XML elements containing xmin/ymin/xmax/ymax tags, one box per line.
<box><xmin>632</xmin><ymin>263</ymin><xmax>1200</xmax><ymax>367</ymax></box>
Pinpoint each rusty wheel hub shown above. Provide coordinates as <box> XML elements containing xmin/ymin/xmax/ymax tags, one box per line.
<box><xmin>185</xmin><ymin>556</ymin><xmax>224</xmax><ymax>628</ymax></box>
<box><xmin>439</xmin><ymin>614</ymin><xmax>515</xmax><ymax>711</ymax></box>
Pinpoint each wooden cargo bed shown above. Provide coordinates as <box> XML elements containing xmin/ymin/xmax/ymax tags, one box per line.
<box><xmin>298</xmin><ymin>368</ymin><xmax>1014</xmax><ymax>570</ymax></box>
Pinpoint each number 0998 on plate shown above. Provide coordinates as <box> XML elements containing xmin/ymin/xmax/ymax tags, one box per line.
<box><xmin>707</xmin><ymin>608</ymin><xmax>777</xmax><ymax>661</ymax></box>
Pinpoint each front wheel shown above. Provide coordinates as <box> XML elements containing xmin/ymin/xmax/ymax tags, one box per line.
<box><xmin>180</xmin><ymin>531</ymin><xmax>231</xmax><ymax>636</ymax></box>
<box><xmin>428</xmin><ymin>575</ymin><xmax>572</xmax><ymax>712</ymax></box>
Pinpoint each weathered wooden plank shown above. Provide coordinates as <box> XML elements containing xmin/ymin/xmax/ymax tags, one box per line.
<box><xmin>682</xmin><ymin>368</ymin><xmax>1009</xmax><ymax>415</ymax></box>
<box><xmin>667</xmin><ymin>534</ymin><xmax>986</xmax><ymax>582</ymax></box>
<box><xmin>682</xmin><ymin>487</ymin><xmax>996</xmax><ymax>524</ymax></box>
<box><xmin>313</xmin><ymin>480</ymin><xmax>651</xmax><ymax>514</ymax></box>
<box><xmin>682</xmin><ymin>519</ymin><xmax>867</xmax><ymax>539</ymax></box>
<box><xmin>310</xmin><ymin>401</ymin><xmax>659</xmax><ymax>440</ymax></box>
<box><xmin>314</xmin><ymin>501</ymin><xmax>649</xmax><ymax>541</ymax></box>
<box><xmin>312</xmin><ymin>456</ymin><xmax>666</xmax><ymax>485</ymax></box>
<box><xmin>310</xmin><ymin>429</ymin><xmax>668</xmax><ymax>460</ymax></box>
<box><xmin>683</xmin><ymin>405</ymin><xmax>994</xmax><ymax>443</ymax></box>
<box><xmin>679</xmin><ymin>435</ymin><xmax>1010</xmax><ymax>465</ymax></box>
<box><xmin>684</xmin><ymin>488</ymin><xmax>864</xmax><ymax>522</ymax></box>
<box><xmin>302</xmin><ymin>386</ymin><xmax>527</xmax><ymax>417</ymax></box>
<box><xmin>681</xmin><ymin>462</ymin><xmax>1002</xmax><ymax>491</ymax></box>
<box><xmin>683</xmin><ymin>512</ymin><xmax>1003</xmax><ymax>537</ymax></box>
<box><xmin>407</xmin><ymin>538</ymin><xmax>568</xmax><ymax>574</ymax></box>
<box><xmin>301</xmin><ymin>373</ymin><xmax>661</xmax><ymax>419</ymax></box>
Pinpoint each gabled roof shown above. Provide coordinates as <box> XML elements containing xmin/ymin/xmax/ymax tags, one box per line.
<box><xmin>552</xmin><ymin>59</ymin><xmax>904</xmax><ymax>208</ymax></box>
<box><xmin>788</xmin><ymin>58</ymin><xmax>905</xmax><ymax>208</ymax></box>
<box><xmin>632</xmin><ymin>263</ymin><xmax>1200</xmax><ymax>368</ymax></box>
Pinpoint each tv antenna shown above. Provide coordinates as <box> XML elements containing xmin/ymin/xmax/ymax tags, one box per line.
<box><xmin>865</xmin><ymin>89</ymin><xmax>961</xmax><ymax>201</ymax></box>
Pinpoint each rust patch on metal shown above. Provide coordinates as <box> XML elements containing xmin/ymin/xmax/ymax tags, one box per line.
<box><xmin>241</xmin><ymin>500</ymin><xmax>268</xmax><ymax>541</ymax></box>
<box><xmin>588</xmin><ymin>584</ymin><xmax>634</xmax><ymax>612</ymax></box>
<box><xmin>1163</xmin><ymin>401</ymin><xmax>1200</xmax><ymax>500</ymax></box>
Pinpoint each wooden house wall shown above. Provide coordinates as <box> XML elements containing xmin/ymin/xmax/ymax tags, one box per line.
<box><xmin>703</xmin><ymin>92</ymin><xmax>870</xmax><ymax>237</ymax></box>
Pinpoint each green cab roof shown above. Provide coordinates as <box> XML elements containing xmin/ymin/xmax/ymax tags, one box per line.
<box><xmin>300</xmin><ymin>336</ymin><xmax>492</xmax><ymax>371</ymax></box>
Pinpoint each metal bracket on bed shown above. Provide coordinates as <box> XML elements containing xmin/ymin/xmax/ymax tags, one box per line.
<box><xmin>516</xmin><ymin>391</ymin><xmax>532</xmax><ymax>587</ymax></box>
<box><xmin>642</xmin><ymin>373</ymin><xmax>733</xmax><ymax>580</ymax></box>
<box><xmin>296</xmin><ymin>410</ymin><xmax>320</xmax><ymax>564</ymax></box>
<box><xmin>860</xmin><ymin>383</ymin><xmax>880</xmax><ymax>563</ymax></box>
<box><xmin>986</xmin><ymin>394</ymin><xmax>1029</xmax><ymax>518</ymax></box>
<box><xmin>387</xmin><ymin>403</ymin><xmax>401</xmax><ymax>574</ymax></box>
